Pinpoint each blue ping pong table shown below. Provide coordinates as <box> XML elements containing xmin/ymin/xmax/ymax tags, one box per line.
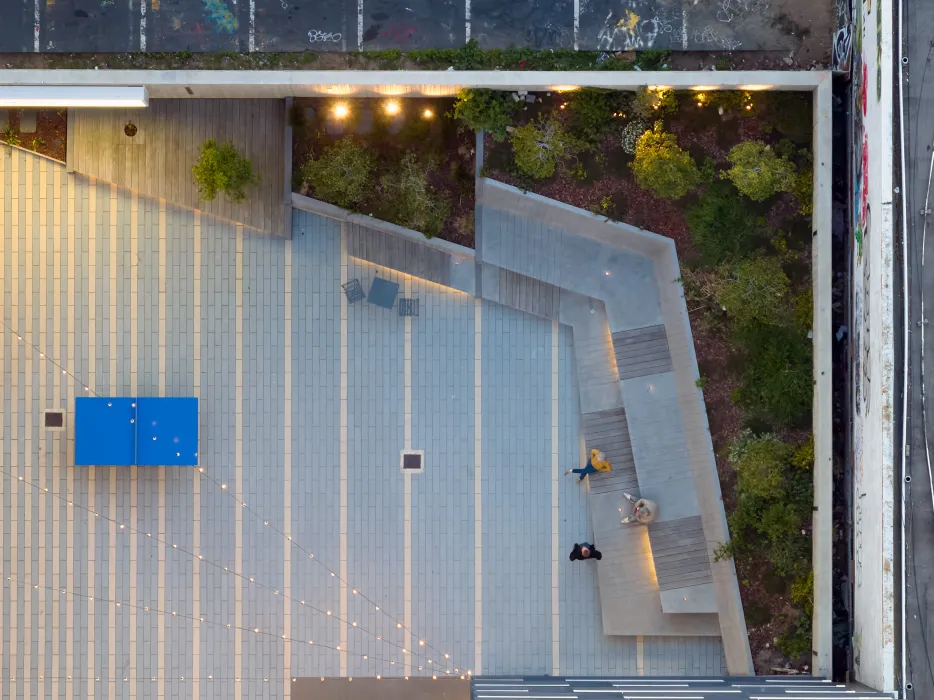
<box><xmin>75</xmin><ymin>397</ymin><xmax>199</xmax><ymax>467</ymax></box>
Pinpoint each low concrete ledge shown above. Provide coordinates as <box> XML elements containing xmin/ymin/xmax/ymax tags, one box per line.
<box><xmin>291</xmin><ymin>191</ymin><xmax>476</xmax><ymax>295</ymax></box>
<box><xmin>0</xmin><ymin>69</ymin><xmax>831</xmax><ymax>100</ymax></box>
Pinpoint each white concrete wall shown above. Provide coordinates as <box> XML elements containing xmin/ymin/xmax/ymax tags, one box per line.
<box><xmin>849</xmin><ymin>0</ymin><xmax>897</xmax><ymax>692</ymax></box>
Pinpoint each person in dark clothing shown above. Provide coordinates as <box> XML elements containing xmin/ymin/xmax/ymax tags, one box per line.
<box><xmin>569</xmin><ymin>542</ymin><xmax>603</xmax><ymax>561</ymax></box>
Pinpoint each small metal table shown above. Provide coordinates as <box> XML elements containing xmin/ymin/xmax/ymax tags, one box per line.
<box><xmin>369</xmin><ymin>277</ymin><xmax>400</xmax><ymax>310</ymax></box>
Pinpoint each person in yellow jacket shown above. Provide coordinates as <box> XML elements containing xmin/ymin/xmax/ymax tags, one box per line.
<box><xmin>565</xmin><ymin>448</ymin><xmax>612</xmax><ymax>482</ymax></box>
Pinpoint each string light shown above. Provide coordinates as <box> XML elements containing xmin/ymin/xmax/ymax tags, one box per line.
<box><xmin>2</xmin><ymin>322</ymin><xmax>463</xmax><ymax>675</ymax></box>
<box><xmin>1</xmin><ymin>571</ymin><xmax>419</xmax><ymax>672</ymax></box>
<box><xmin>0</xmin><ymin>463</ymin><xmax>444</xmax><ymax>670</ymax></box>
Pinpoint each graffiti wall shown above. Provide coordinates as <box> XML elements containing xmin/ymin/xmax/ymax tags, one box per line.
<box><xmin>849</xmin><ymin>0</ymin><xmax>896</xmax><ymax>692</ymax></box>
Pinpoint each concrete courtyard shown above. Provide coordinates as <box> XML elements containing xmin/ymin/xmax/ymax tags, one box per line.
<box><xmin>0</xmin><ymin>147</ymin><xmax>725</xmax><ymax>699</ymax></box>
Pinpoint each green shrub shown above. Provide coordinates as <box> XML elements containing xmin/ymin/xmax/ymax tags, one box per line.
<box><xmin>764</xmin><ymin>92</ymin><xmax>813</xmax><ymax>144</ymax></box>
<box><xmin>686</xmin><ymin>182</ymin><xmax>762</xmax><ymax>266</ymax></box>
<box><xmin>776</xmin><ymin>617</ymin><xmax>812</xmax><ymax>659</ymax></box>
<box><xmin>631</xmin><ymin>121</ymin><xmax>700</xmax><ymax>199</ymax></box>
<box><xmin>620</xmin><ymin>119</ymin><xmax>648</xmax><ymax>155</ymax></box>
<box><xmin>452</xmin><ymin>88</ymin><xmax>517</xmax><ymax>141</ymax></box>
<box><xmin>192</xmin><ymin>139</ymin><xmax>259</xmax><ymax>203</ymax></box>
<box><xmin>510</xmin><ymin>117</ymin><xmax>574</xmax><ymax>180</ymax></box>
<box><xmin>734</xmin><ymin>323</ymin><xmax>813</xmax><ymax>425</ymax></box>
<box><xmin>792</xmin><ymin>436</ymin><xmax>814</xmax><ymax>470</ymax></box>
<box><xmin>301</xmin><ymin>139</ymin><xmax>374</xmax><ymax>209</ymax></box>
<box><xmin>722</xmin><ymin>141</ymin><xmax>797</xmax><ymax>201</ymax></box>
<box><xmin>2</xmin><ymin>126</ymin><xmax>22</xmax><ymax>147</ymax></box>
<box><xmin>792</xmin><ymin>167</ymin><xmax>814</xmax><ymax>216</ymax></box>
<box><xmin>791</xmin><ymin>570</ymin><xmax>814</xmax><ymax>617</ymax></box>
<box><xmin>793</xmin><ymin>287</ymin><xmax>813</xmax><ymax>331</ymax></box>
<box><xmin>632</xmin><ymin>86</ymin><xmax>678</xmax><ymax>119</ymax></box>
<box><xmin>729</xmin><ymin>432</ymin><xmax>793</xmax><ymax>500</ymax></box>
<box><xmin>714</xmin><ymin>256</ymin><xmax>791</xmax><ymax>328</ymax></box>
<box><xmin>565</xmin><ymin>88</ymin><xmax>628</xmax><ymax>145</ymax></box>
<box><xmin>378</xmin><ymin>152</ymin><xmax>450</xmax><ymax>237</ymax></box>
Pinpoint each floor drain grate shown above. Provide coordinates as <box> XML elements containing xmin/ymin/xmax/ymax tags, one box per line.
<box><xmin>43</xmin><ymin>408</ymin><xmax>65</xmax><ymax>431</ymax></box>
<box><xmin>400</xmin><ymin>449</ymin><xmax>424</xmax><ymax>473</ymax></box>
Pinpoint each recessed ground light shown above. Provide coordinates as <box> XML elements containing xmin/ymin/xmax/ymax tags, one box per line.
<box><xmin>43</xmin><ymin>409</ymin><xmax>65</xmax><ymax>431</ymax></box>
<box><xmin>401</xmin><ymin>449</ymin><xmax>424</xmax><ymax>473</ymax></box>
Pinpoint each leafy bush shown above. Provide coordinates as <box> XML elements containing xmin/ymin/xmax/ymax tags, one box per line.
<box><xmin>192</xmin><ymin>139</ymin><xmax>259</xmax><ymax>203</ymax></box>
<box><xmin>2</xmin><ymin>126</ymin><xmax>22</xmax><ymax>147</ymax></box>
<box><xmin>632</xmin><ymin>86</ymin><xmax>678</xmax><ymax>119</ymax></box>
<box><xmin>791</xmin><ymin>570</ymin><xmax>814</xmax><ymax>617</ymax></box>
<box><xmin>301</xmin><ymin>139</ymin><xmax>374</xmax><ymax>209</ymax></box>
<box><xmin>729</xmin><ymin>432</ymin><xmax>793</xmax><ymax>500</ymax></box>
<box><xmin>792</xmin><ymin>436</ymin><xmax>814</xmax><ymax>470</ymax></box>
<box><xmin>722</xmin><ymin>141</ymin><xmax>796</xmax><ymax>201</ymax></box>
<box><xmin>714</xmin><ymin>256</ymin><xmax>791</xmax><ymax>328</ymax></box>
<box><xmin>510</xmin><ymin>117</ymin><xmax>574</xmax><ymax>180</ymax></box>
<box><xmin>686</xmin><ymin>182</ymin><xmax>762</xmax><ymax>266</ymax></box>
<box><xmin>734</xmin><ymin>323</ymin><xmax>813</xmax><ymax>425</ymax></box>
<box><xmin>377</xmin><ymin>152</ymin><xmax>450</xmax><ymax>237</ymax></box>
<box><xmin>776</xmin><ymin>617</ymin><xmax>812</xmax><ymax>659</ymax></box>
<box><xmin>792</xmin><ymin>167</ymin><xmax>814</xmax><ymax>216</ymax></box>
<box><xmin>720</xmin><ymin>430</ymin><xmax>813</xmax><ymax>579</ymax></box>
<box><xmin>631</xmin><ymin>122</ymin><xmax>700</xmax><ymax>199</ymax></box>
<box><xmin>620</xmin><ymin>119</ymin><xmax>647</xmax><ymax>155</ymax></box>
<box><xmin>565</xmin><ymin>88</ymin><xmax>629</xmax><ymax>145</ymax></box>
<box><xmin>453</xmin><ymin>88</ymin><xmax>517</xmax><ymax>141</ymax></box>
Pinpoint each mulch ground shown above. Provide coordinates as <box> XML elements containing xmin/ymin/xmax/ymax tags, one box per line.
<box><xmin>1</xmin><ymin>109</ymin><xmax>67</xmax><ymax>163</ymax></box>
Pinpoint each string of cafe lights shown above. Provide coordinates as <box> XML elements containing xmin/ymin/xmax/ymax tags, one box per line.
<box><xmin>0</xmin><ymin>320</ymin><xmax>465</xmax><ymax>675</ymax></box>
<box><xmin>0</xmin><ymin>460</ymin><xmax>458</xmax><ymax>675</ymax></box>
<box><xmin>1</xmin><ymin>573</ymin><xmax>466</xmax><ymax>681</ymax></box>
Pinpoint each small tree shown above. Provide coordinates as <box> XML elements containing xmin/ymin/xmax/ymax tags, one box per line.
<box><xmin>714</xmin><ymin>256</ymin><xmax>791</xmax><ymax>328</ymax></box>
<box><xmin>630</xmin><ymin>121</ymin><xmax>700</xmax><ymax>199</ymax></box>
<box><xmin>734</xmin><ymin>323</ymin><xmax>813</xmax><ymax>425</ymax></box>
<box><xmin>729</xmin><ymin>432</ymin><xmax>794</xmax><ymax>500</ymax></box>
<box><xmin>632</xmin><ymin>86</ymin><xmax>678</xmax><ymax>119</ymax></box>
<box><xmin>453</xmin><ymin>88</ymin><xmax>517</xmax><ymax>142</ymax></box>
<box><xmin>722</xmin><ymin>141</ymin><xmax>796</xmax><ymax>201</ymax></box>
<box><xmin>686</xmin><ymin>182</ymin><xmax>762</xmax><ymax>266</ymax></box>
<box><xmin>565</xmin><ymin>88</ymin><xmax>629</xmax><ymax>145</ymax></box>
<box><xmin>378</xmin><ymin>152</ymin><xmax>450</xmax><ymax>237</ymax></box>
<box><xmin>301</xmin><ymin>139</ymin><xmax>373</xmax><ymax>209</ymax></box>
<box><xmin>192</xmin><ymin>139</ymin><xmax>259</xmax><ymax>203</ymax></box>
<box><xmin>510</xmin><ymin>117</ymin><xmax>574</xmax><ymax>180</ymax></box>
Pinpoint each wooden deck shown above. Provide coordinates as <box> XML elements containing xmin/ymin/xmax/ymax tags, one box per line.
<box><xmin>347</xmin><ymin>222</ymin><xmax>452</xmax><ymax>286</ymax></box>
<box><xmin>68</xmin><ymin>99</ymin><xmax>289</xmax><ymax>236</ymax></box>
<box><xmin>612</xmin><ymin>325</ymin><xmax>674</xmax><ymax>380</ymax></box>
<box><xmin>581</xmin><ymin>407</ymin><xmax>639</xmax><ymax>496</ymax></box>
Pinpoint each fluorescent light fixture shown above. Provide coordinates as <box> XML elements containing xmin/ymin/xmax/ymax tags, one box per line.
<box><xmin>0</xmin><ymin>86</ymin><xmax>148</xmax><ymax>108</ymax></box>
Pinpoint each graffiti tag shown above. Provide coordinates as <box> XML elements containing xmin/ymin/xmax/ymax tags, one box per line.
<box><xmin>308</xmin><ymin>29</ymin><xmax>342</xmax><ymax>43</ymax></box>
<box><xmin>691</xmin><ymin>26</ymin><xmax>742</xmax><ymax>50</ymax></box>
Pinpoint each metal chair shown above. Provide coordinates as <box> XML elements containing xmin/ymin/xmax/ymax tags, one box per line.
<box><xmin>398</xmin><ymin>298</ymin><xmax>419</xmax><ymax>317</ymax></box>
<box><xmin>342</xmin><ymin>279</ymin><xmax>365</xmax><ymax>304</ymax></box>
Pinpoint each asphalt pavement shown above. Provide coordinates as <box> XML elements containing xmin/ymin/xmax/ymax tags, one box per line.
<box><xmin>903</xmin><ymin>0</ymin><xmax>934</xmax><ymax>696</ymax></box>
<box><xmin>0</xmin><ymin>0</ymin><xmax>808</xmax><ymax>53</ymax></box>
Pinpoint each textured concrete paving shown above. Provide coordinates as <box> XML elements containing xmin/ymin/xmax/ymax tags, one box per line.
<box><xmin>0</xmin><ymin>147</ymin><xmax>724</xmax><ymax>699</ymax></box>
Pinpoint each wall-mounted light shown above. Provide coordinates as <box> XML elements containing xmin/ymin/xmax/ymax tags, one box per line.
<box><xmin>384</xmin><ymin>99</ymin><xmax>401</xmax><ymax>116</ymax></box>
<box><xmin>332</xmin><ymin>102</ymin><xmax>350</xmax><ymax>119</ymax></box>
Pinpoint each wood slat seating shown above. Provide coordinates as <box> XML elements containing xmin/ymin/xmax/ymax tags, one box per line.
<box><xmin>586</xmin><ymin>324</ymin><xmax>716</xmax><ymax>614</ymax></box>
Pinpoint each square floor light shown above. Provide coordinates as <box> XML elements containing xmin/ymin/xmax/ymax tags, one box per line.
<box><xmin>400</xmin><ymin>449</ymin><xmax>424</xmax><ymax>474</ymax></box>
<box><xmin>43</xmin><ymin>408</ymin><xmax>65</xmax><ymax>432</ymax></box>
